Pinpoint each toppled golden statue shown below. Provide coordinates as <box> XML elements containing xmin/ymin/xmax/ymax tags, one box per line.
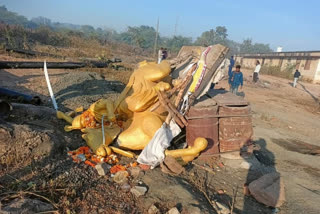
<box><xmin>57</xmin><ymin>44</ymin><xmax>229</xmax><ymax>163</ymax></box>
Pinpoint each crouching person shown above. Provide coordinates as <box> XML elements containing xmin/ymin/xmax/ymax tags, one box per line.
<box><xmin>229</xmin><ymin>65</ymin><xmax>243</xmax><ymax>95</ymax></box>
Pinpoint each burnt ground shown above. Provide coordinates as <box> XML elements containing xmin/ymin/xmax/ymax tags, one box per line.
<box><xmin>0</xmin><ymin>65</ymin><xmax>320</xmax><ymax>213</ymax></box>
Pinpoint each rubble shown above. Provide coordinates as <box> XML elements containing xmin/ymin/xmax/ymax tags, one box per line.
<box><xmin>128</xmin><ymin>166</ymin><xmax>141</xmax><ymax>179</ymax></box>
<box><xmin>120</xmin><ymin>182</ymin><xmax>131</xmax><ymax>192</ymax></box>
<box><xmin>240</xmin><ymin>161</ymin><xmax>252</xmax><ymax>169</ymax></box>
<box><xmin>166</xmin><ymin>207</ymin><xmax>180</xmax><ymax>214</ymax></box>
<box><xmin>161</xmin><ymin>155</ymin><xmax>185</xmax><ymax>175</ymax></box>
<box><xmin>0</xmin><ymin>44</ymin><xmax>263</xmax><ymax>212</ymax></box>
<box><xmin>148</xmin><ymin>204</ymin><xmax>160</xmax><ymax>214</ymax></box>
<box><xmin>222</xmin><ymin>155</ymin><xmax>261</xmax><ymax>170</ymax></box>
<box><xmin>139</xmin><ymin>164</ymin><xmax>151</xmax><ymax>171</ymax></box>
<box><xmin>215</xmin><ymin>201</ymin><xmax>231</xmax><ymax>214</ymax></box>
<box><xmin>185</xmin><ymin>206</ymin><xmax>201</xmax><ymax>214</ymax></box>
<box><xmin>220</xmin><ymin>151</ymin><xmax>242</xmax><ymax>159</ymax></box>
<box><xmin>56</xmin><ymin>45</ymin><xmax>229</xmax><ymax>166</ymax></box>
<box><xmin>95</xmin><ymin>162</ymin><xmax>111</xmax><ymax>176</ymax></box>
<box><xmin>130</xmin><ymin>185</ymin><xmax>148</xmax><ymax>197</ymax></box>
<box><xmin>0</xmin><ymin>198</ymin><xmax>54</xmax><ymax>214</ymax></box>
<box><xmin>248</xmin><ymin>172</ymin><xmax>286</xmax><ymax>207</ymax></box>
<box><xmin>113</xmin><ymin>171</ymin><xmax>129</xmax><ymax>184</ymax></box>
<box><xmin>243</xmin><ymin>184</ymin><xmax>250</xmax><ymax>196</ymax></box>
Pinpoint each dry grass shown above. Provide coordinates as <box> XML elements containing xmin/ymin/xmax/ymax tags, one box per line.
<box><xmin>260</xmin><ymin>65</ymin><xmax>294</xmax><ymax>79</ymax></box>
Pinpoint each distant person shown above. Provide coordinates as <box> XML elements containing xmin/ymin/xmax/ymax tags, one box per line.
<box><xmin>253</xmin><ymin>60</ymin><xmax>261</xmax><ymax>83</ymax></box>
<box><xmin>293</xmin><ymin>69</ymin><xmax>301</xmax><ymax>87</ymax></box>
<box><xmin>229</xmin><ymin>65</ymin><xmax>243</xmax><ymax>95</ymax></box>
<box><xmin>162</xmin><ymin>48</ymin><xmax>168</xmax><ymax>60</ymax></box>
<box><xmin>158</xmin><ymin>47</ymin><xmax>164</xmax><ymax>64</ymax></box>
<box><xmin>228</xmin><ymin>56</ymin><xmax>235</xmax><ymax>89</ymax></box>
<box><xmin>228</xmin><ymin>56</ymin><xmax>235</xmax><ymax>76</ymax></box>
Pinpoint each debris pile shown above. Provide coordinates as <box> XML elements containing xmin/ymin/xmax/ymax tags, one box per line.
<box><xmin>56</xmin><ymin>44</ymin><xmax>230</xmax><ymax>170</ymax></box>
<box><xmin>67</xmin><ymin>146</ymin><xmax>119</xmax><ymax>166</ymax></box>
<box><xmin>0</xmin><ymin>44</ymin><xmax>289</xmax><ymax>212</ymax></box>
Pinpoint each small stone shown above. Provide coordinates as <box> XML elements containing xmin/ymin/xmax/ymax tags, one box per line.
<box><xmin>139</xmin><ymin>164</ymin><xmax>151</xmax><ymax>171</ymax></box>
<box><xmin>220</xmin><ymin>151</ymin><xmax>242</xmax><ymax>160</ymax></box>
<box><xmin>113</xmin><ymin>171</ymin><xmax>129</xmax><ymax>184</ymax></box>
<box><xmin>163</xmin><ymin>156</ymin><xmax>185</xmax><ymax>175</ymax></box>
<box><xmin>148</xmin><ymin>204</ymin><xmax>160</xmax><ymax>214</ymax></box>
<box><xmin>130</xmin><ymin>185</ymin><xmax>148</xmax><ymax>197</ymax></box>
<box><xmin>240</xmin><ymin>161</ymin><xmax>252</xmax><ymax>169</ymax></box>
<box><xmin>249</xmin><ymin>172</ymin><xmax>285</xmax><ymax>207</ymax></box>
<box><xmin>272</xmin><ymin>208</ymin><xmax>280</xmax><ymax>214</ymax></box>
<box><xmin>128</xmin><ymin>167</ymin><xmax>141</xmax><ymax>179</ymax></box>
<box><xmin>185</xmin><ymin>206</ymin><xmax>201</xmax><ymax>214</ymax></box>
<box><xmin>121</xmin><ymin>182</ymin><xmax>131</xmax><ymax>192</ymax></box>
<box><xmin>217</xmin><ymin>189</ymin><xmax>225</xmax><ymax>194</ymax></box>
<box><xmin>95</xmin><ymin>163</ymin><xmax>111</xmax><ymax>176</ymax></box>
<box><xmin>215</xmin><ymin>202</ymin><xmax>230</xmax><ymax>214</ymax></box>
<box><xmin>1</xmin><ymin>198</ymin><xmax>54</xmax><ymax>213</ymax></box>
<box><xmin>166</xmin><ymin>207</ymin><xmax>180</xmax><ymax>214</ymax></box>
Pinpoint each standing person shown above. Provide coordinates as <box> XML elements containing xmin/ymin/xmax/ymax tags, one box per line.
<box><xmin>228</xmin><ymin>56</ymin><xmax>235</xmax><ymax>89</ymax></box>
<box><xmin>229</xmin><ymin>65</ymin><xmax>243</xmax><ymax>95</ymax></box>
<box><xmin>293</xmin><ymin>69</ymin><xmax>301</xmax><ymax>87</ymax></box>
<box><xmin>253</xmin><ymin>60</ymin><xmax>261</xmax><ymax>83</ymax></box>
<box><xmin>162</xmin><ymin>48</ymin><xmax>168</xmax><ymax>60</ymax></box>
<box><xmin>158</xmin><ymin>47</ymin><xmax>164</xmax><ymax>64</ymax></box>
<box><xmin>228</xmin><ymin>56</ymin><xmax>235</xmax><ymax>76</ymax></box>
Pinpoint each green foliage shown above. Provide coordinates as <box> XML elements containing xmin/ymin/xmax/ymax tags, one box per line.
<box><xmin>0</xmin><ymin>6</ymin><xmax>29</xmax><ymax>26</ymax></box>
<box><xmin>239</xmin><ymin>38</ymin><xmax>272</xmax><ymax>54</ymax></box>
<box><xmin>260</xmin><ymin>65</ymin><xmax>294</xmax><ymax>79</ymax></box>
<box><xmin>31</xmin><ymin>16</ymin><xmax>52</xmax><ymax>26</ymax></box>
<box><xmin>195</xmin><ymin>26</ymin><xmax>229</xmax><ymax>46</ymax></box>
<box><xmin>195</xmin><ymin>29</ymin><xmax>216</xmax><ymax>46</ymax></box>
<box><xmin>31</xmin><ymin>26</ymin><xmax>71</xmax><ymax>46</ymax></box>
<box><xmin>0</xmin><ymin>5</ymin><xmax>273</xmax><ymax>54</ymax></box>
<box><xmin>225</xmin><ymin>39</ymin><xmax>240</xmax><ymax>56</ymax></box>
<box><xmin>194</xmin><ymin>26</ymin><xmax>272</xmax><ymax>55</ymax></box>
<box><xmin>115</xmin><ymin>25</ymin><xmax>156</xmax><ymax>49</ymax></box>
<box><xmin>162</xmin><ymin>36</ymin><xmax>192</xmax><ymax>53</ymax></box>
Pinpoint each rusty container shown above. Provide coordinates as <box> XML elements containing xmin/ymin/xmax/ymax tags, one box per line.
<box><xmin>218</xmin><ymin>105</ymin><xmax>253</xmax><ymax>152</ymax></box>
<box><xmin>186</xmin><ymin>96</ymin><xmax>219</xmax><ymax>155</ymax></box>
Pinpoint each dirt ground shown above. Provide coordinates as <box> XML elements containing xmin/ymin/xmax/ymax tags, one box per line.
<box><xmin>0</xmin><ymin>62</ymin><xmax>320</xmax><ymax>214</ymax></box>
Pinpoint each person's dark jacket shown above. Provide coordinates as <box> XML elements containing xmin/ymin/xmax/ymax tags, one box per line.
<box><xmin>294</xmin><ymin>71</ymin><xmax>301</xmax><ymax>78</ymax></box>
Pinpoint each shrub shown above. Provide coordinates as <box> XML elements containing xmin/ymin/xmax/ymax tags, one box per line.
<box><xmin>260</xmin><ymin>65</ymin><xmax>294</xmax><ymax>79</ymax></box>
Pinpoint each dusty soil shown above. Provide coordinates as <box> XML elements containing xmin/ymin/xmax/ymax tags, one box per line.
<box><xmin>0</xmin><ymin>62</ymin><xmax>320</xmax><ymax>214</ymax></box>
<box><xmin>216</xmin><ymin>69</ymin><xmax>320</xmax><ymax>214</ymax></box>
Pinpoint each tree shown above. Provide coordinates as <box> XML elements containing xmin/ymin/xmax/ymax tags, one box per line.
<box><xmin>81</xmin><ymin>25</ymin><xmax>95</xmax><ymax>35</ymax></box>
<box><xmin>195</xmin><ymin>29</ymin><xmax>215</xmax><ymax>46</ymax></box>
<box><xmin>225</xmin><ymin>39</ymin><xmax>240</xmax><ymax>55</ymax></box>
<box><xmin>252</xmin><ymin>43</ymin><xmax>272</xmax><ymax>53</ymax></box>
<box><xmin>239</xmin><ymin>38</ymin><xmax>272</xmax><ymax>54</ymax></box>
<box><xmin>195</xmin><ymin>26</ymin><xmax>229</xmax><ymax>46</ymax></box>
<box><xmin>117</xmin><ymin>25</ymin><xmax>157</xmax><ymax>49</ymax></box>
<box><xmin>31</xmin><ymin>16</ymin><xmax>52</xmax><ymax>26</ymax></box>
<box><xmin>164</xmin><ymin>35</ymin><xmax>192</xmax><ymax>53</ymax></box>
<box><xmin>0</xmin><ymin>6</ymin><xmax>29</xmax><ymax>26</ymax></box>
<box><xmin>215</xmin><ymin>26</ymin><xmax>227</xmax><ymax>38</ymax></box>
<box><xmin>239</xmin><ymin>39</ymin><xmax>253</xmax><ymax>53</ymax></box>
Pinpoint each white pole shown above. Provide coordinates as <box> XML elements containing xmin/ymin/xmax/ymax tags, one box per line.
<box><xmin>43</xmin><ymin>61</ymin><xmax>58</xmax><ymax>110</ymax></box>
<box><xmin>102</xmin><ymin>115</ymin><xmax>105</xmax><ymax>145</ymax></box>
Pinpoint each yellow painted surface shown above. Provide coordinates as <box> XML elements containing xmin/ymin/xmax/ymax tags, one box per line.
<box><xmin>57</xmin><ymin>60</ymin><xmax>172</xmax><ymax>151</ymax></box>
<box><xmin>81</xmin><ymin>126</ymin><xmax>121</xmax><ymax>154</ymax></box>
<box><xmin>165</xmin><ymin>137</ymin><xmax>208</xmax><ymax>162</ymax></box>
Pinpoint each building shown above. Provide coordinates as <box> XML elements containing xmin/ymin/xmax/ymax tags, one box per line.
<box><xmin>235</xmin><ymin>51</ymin><xmax>320</xmax><ymax>83</ymax></box>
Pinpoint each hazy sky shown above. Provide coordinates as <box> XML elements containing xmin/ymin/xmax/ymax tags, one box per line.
<box><xmin>1</xmin><ymin>0</ymin><xmax>319</xmax><ymax>51</ymax></box>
